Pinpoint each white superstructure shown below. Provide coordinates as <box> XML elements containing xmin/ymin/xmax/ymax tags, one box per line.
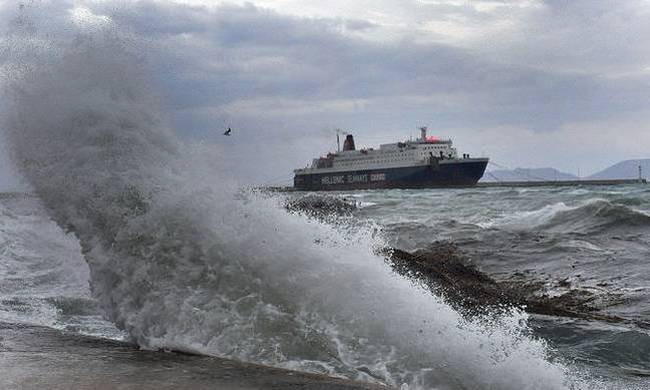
<box><xmin>295</xmin><ymin>127</ymin><xmax>468</xmax><ymax>175</ymax></box>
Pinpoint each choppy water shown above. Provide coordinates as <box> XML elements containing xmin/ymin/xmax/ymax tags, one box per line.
<box><xmin>355</xmin><ymin>186</ymin><xmax>650</xmax><ymax>300</ymax></box>
<box><xmin>328</xmin><ymin>186</ymin><xmax>650</xmax><ymax>385</ymax></box>
<box><xmin>1</xmin><ymin>6</ymin><xmax>649</xmax><ymax>390</ymax></box>
<box><xmin>2</xmin><ymin>187</ymin><xmax>650</xmax><ymax>389</ymax></box>
<box><xmin>0</xmin><ymin>193</ymin><xmax>127</xmax><ymax>340</ymax></box>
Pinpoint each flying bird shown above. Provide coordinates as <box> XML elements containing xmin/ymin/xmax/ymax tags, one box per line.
<box><xmin>223</xmin><ymin>127</ymin><xmax>232</xmax><ymax>136</ymax></box>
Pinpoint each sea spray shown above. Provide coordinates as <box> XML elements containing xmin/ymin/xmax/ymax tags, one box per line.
<box><xmin>1</xmin><ymin>6</ymin><xmax>590</xmax><ymax>389</ymax></box>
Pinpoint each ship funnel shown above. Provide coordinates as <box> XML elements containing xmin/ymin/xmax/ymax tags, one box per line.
<box><xmin>343</xmin><ymin>134</ymin><xmax>356</xmax><ymax>151</ymax></box>
<box><xmin>420</xmin><ymin>126</ymin><xmax>427</xmax><ymax>141</ymax></box>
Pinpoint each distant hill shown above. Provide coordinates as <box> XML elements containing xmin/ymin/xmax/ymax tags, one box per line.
<box><xmin>587</xmin><ymin>159</ymin><xmax>650</xmax><ymax>180</ymax></box>
<box><xmin>481</xmin><ymin>167</ymin><xmax>578</xmax><ymax>182</ymax></box>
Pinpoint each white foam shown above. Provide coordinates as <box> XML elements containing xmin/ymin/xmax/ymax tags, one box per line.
<box><xmin>0</xmin><ymin>7</ymin><xmax>594</xmax><ymax>389</ymax></box>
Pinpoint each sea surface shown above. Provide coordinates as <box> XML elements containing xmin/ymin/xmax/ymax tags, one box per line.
<box><xmin>339</xmin><ymin>185</ymin><xmax>650</xmax><ymax>384</ymax></box>
<box><xmin>2</xmin><ymin>185</ymin><xmax>650</xmax><ymax>389</ymax></box>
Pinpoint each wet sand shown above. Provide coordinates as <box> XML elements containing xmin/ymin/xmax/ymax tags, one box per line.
<box><xmin>0</xmin><ymin>322</ymin><xmax>388</xmax><ymax>390</ymax></box>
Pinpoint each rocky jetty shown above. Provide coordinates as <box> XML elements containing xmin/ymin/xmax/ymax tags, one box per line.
<box><xmin>285</xmin><ymin>195</ymin><xmax>357</xmax><ymax>218</ymax></box>
<box><xmin>382</xmin><ymin>241</ymin><xmax>642</xmax><ymax>326</ymax></box>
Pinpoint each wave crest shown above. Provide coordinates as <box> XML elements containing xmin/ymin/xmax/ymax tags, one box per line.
<box><xmin>492</xmin><ymin>199</ymin><xmax>650</xmax><ymax>234</ymax></box>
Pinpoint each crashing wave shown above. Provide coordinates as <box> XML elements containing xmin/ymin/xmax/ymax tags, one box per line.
<box><xmin>0</xmin><ymin>6</ymin><xmax>593</xmax><ymax>389</ymax></box>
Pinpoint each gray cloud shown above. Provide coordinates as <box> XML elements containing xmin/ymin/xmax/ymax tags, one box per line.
<box><xmin>2</xmin><ymin>0</ymin><xmax>649</xmax><ymax>185</ymax></box>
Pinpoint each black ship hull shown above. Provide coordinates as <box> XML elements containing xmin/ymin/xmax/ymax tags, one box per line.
<box><xmin>293</xmin><ymin>159</ymin><xmax>488</xmax><ymax>191</ymax></box>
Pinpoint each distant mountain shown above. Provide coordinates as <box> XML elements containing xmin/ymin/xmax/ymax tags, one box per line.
<box><xmin>481</xmin><ymin>167</ymin><xmax>578</xmax><ymax>182</ymax></box>
<box><xmin>587</xmin><ymin>159</ymin><xmax>650</xmax><ymax>180</ymax></box>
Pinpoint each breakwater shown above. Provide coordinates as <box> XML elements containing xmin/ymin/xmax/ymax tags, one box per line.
<box><xmin>476</xmin><ymin>179</ymin><xmax>646</xmax><ymax>188</ymax></box>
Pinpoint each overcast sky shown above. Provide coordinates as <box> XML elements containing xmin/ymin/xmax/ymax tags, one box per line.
<box><xmin>2</xmin><ymin>0</ymin><xmax>650</xmax><ymax>187</ymax></box>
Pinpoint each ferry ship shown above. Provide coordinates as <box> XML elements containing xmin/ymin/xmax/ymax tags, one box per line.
<box><xmin>293</xmin><ymin>127</ymin><xmax>488</xmax><ymax>190</ymax></box>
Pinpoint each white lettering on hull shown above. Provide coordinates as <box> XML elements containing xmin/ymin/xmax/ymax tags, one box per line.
<box><xmin>347</xmin><ymin>174</ymin><xmax>367</xmax><ymax>183</ymax></box>
<box><xmin>321</xmin><ymin>172</ymin><xmax>386</xmax><ymax>185</ymax></box>
<box><xmin>321</xmin><ymin>175</ymin><xmax>345</xmax><ymax>185</ymax></box>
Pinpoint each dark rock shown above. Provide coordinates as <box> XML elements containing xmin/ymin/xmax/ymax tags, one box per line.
<box><xmin>380</xmin><ymin>241</ymin><xmax>649</xmax><ymax>327</ymax></box>
<box><xmin>285</xmin><ymin>195</ymin><xmax>357</xmax><ymax>219</ymax></box>
<box><xmin>380</xmin><ymin>242</ymin><xmax>512</xmax><ymax>314</ymax></box>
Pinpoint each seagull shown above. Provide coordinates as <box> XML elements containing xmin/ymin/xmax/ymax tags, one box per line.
<box><xmin>223</xmin><ymin>127</ymin><xmax>232</xmax><ymax>136</ymax></box>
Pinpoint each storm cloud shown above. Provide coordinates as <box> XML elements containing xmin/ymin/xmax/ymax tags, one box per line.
<box><xmin>2</xmin><ymin>0</ymin><xmax>649</xmax><ymax>185</ymax></box>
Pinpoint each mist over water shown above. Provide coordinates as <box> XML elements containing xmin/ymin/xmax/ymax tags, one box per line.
<box><xmin>0</xmin><ymin>8</ymin><xmax>593</xmax><ymax>389</ymax></box>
